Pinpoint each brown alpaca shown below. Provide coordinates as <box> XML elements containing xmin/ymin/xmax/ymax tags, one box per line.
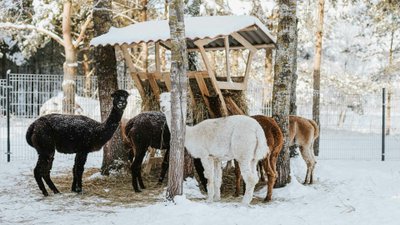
<box><xmin>235</xmin><ymin>115</ymin><xmax>283</xmax><ymax>202</ymax></box>
<box><xmin>288</xmin><ymin>115</ymin><xmax>319</xmax><ymax>184</ymax></box>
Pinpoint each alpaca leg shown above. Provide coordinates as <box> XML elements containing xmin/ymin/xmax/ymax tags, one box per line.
<box><xmin>201</xmin><ymin>157</ymin><xmax>215</xmax><ymax>203</ymax></box>
<box><xmin>240</xmin><ymin>161</ymin><xmax>258</xmax><ymax>205</ymax></box>
<box><xmin>234</xmin><ymin>160</ymin><xmax>241</xmax><ymax>197</ymax></box>
<box><xmin>131</xmin><ymin>148</ymin><xmax>146</xmax><ymax>192</ymax></box>
<box><xmin>34</xmin><ymin>155</ymin><xmax>49</xmax><ymax>196</ymax></box>
<box><xmin>299</xmin><ymin>145</ymin><xmax>313</xmax><ymax>184</ymax></box>
<box><xmin>72</xmin><ymin>152</ymin><xmax>88</xmax><ymax>193</ymax></box>
<box><xmin>264</xmin><ymin>158</ymin><xmax>276</xmax><ymax>202</ymax></box>
<box><xmin>42</xmin><ymin>154</ymin><xmax>60</xmax><ymax>194</ymax></box>
<box><xmin>258</xmin><ymin>161</ymin><xmax>266</xmax><ymax>182</ymax></box>
<box><xmin>158</xmin><ymin>149</ymin><xmax>170</xmax><ymax>184</ymax></box>
<box><xmin>213</xmin><ymin>160</ymin><xmax>222</xmax><ymax>201</ymax></box>
<box><xmin>265</xmin><ymin>154</ymin><xmax>279</xmax><ymax>201</ymax></box>
<box><xmin>309</xmin><ymin>144</ymin><xmax>317</xmax><ymax>184</ymax></box>
<box><xmin>193</xmin><ymin>158</ymin><xmax>207</xmax><ymax>192</ymax></box>
<box><xmin>138</xmin><ymin>164</ymin><xmax>146</xmax><ymax>189</ymax></box>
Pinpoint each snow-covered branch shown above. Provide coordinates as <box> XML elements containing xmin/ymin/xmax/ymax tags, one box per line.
<box><xmin>0</xmin><ymin>22</ymin><xmax>64</xmax><ymax>46</ymax></box>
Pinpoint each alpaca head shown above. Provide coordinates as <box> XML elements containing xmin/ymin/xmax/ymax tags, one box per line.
<box><xmin>159</xmin><ymin>92</ymin><xmax>171</xmax><ymax>114</ymax></box>
<box><xmin>111</xmin><ymin>90</ymin><xmax>129</xmax><ymax>110</ymax></box>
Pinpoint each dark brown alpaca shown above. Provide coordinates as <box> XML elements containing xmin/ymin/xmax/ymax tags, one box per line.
<box><xmin>123</xmin><ymin>112</ymin><xmax>171</xmax><ymax>192</ymax></box>
<box><xmin>26</xmin><ymin>90</ymin><xmax>129</xmax><ymax>196</ymax></box>
<box><xmin>124</xmin><ymin>111</ymin><xmax>207</xmax><ymax>193</ymax></box>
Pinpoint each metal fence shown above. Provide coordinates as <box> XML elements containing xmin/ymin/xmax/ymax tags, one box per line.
<box><xmin>1</xmin><ymin>73</ymin><xmax>400</xmax><ymax>162</ymax></box>
<box><xmin>0</xmin><ymin>72</ymin><xmax>136</xmax><ymax>161</ymax></box>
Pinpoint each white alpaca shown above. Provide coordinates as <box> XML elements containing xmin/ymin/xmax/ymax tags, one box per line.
<box><xmin>160</xmin><ymin>92</ymin><xmax>269</xmax><ymax>205</ymax></box>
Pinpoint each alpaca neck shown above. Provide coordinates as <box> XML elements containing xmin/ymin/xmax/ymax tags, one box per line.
<box><xmin>98</xmin><ymin>106</ymin><xmax>124</xmax><ymax>144</ymax></box>
<box><xmin>164</xmin><ymin>109</ymin><xmax>193</xmax><ymax>145</ymax></box>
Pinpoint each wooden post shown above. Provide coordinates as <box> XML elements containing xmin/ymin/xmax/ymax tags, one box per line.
<box><xmin>224</xmin><ymin>36</ymin><xmax>232</xmax><ymax>83</ymax></box>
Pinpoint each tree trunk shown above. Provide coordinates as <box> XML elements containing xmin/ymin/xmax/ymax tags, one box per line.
<box><xmin>272</xmin><ymin>0</ymin><xmax>297</xmax><ymax>188</ymax></box>
<box><xmin>385</xmin><ymin>28</ymin><xmax>394</xmax><ymax>136</ymax></box>
<box><xmin>166</xmin><ymin>0</ymin><xmax>188</xmax><ymax>201</ymax></box>
<box><xmin>290</xmin><ymin>18</ymin><xmax>299</xmax><ymax>116</ymax></box>
<box><xmin>82</xmin><ymin>50</ymin><xmax>92</xmax><ymax>98</ymax></box>
<box><xmin>62</xmin><ymin>1</ymin><xmax>77</xmax><ymax>114</ymax></box>
<box><xmin>312</xmin><ymin>0</ymin><xmax>325</xmax><ymax>156</ymax></box>
<box><xmin>93</xmin><ymin>0</ymin><xmax>128</xmax><ymax>175</ymax></box>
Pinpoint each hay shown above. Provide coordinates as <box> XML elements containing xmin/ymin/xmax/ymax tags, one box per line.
<box><xmin>52</xmin><ymin>166</ymin><xmax>166</xmax><ymax>207</ymax></box>
<box><xmin>51</xmin><ymin>162</ymin><xmax>267</xmax><ymax>206</ymax></box>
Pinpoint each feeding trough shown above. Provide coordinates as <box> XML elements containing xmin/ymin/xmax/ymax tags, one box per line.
<box><xmin>91</xmin><ymin>15</ymin><xmax>276</xmax><ymax>117</ymax></box>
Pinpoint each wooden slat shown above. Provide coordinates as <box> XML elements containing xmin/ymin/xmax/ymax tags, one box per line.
<box><xmin>164</xmin><ymin>73</ymin><xmax>172</xmax><ymax>91</ymax></box>
<box><xmin>194</xmin><ymin>39</ymin><xmax>228</xmax><ymax>116</ymax></box>
<box><xmin>194</xmin><ymin>73</ymin><xmax>215</xmax><ymax>118</ymax></box>
<box><xmin>148</xmin><ymin>73</ymin><xmax>160</xmax><ymax>99</ymax></box>
<box><xmin>225</xmin><ymin>96</ymin><xmax>245</xmax><ymax>115</ymax></box>
<box><xmin>217</xmin><ymin>81</ymin><xmax>246</xmax><ymax>90</ymax></box>
<box><xmin>121</xmin><ymin>45</ymin><xmax>146</xmax><ymax>98</ymax></box>
<box><xmin>133</xmin><ymin>71</ymin><xmax>209</xmax><ymax>80</ymax></box>
<box><xmin>230</xmin><ymin>32</ymin><xmax>258</xmax><ymax>52</ymax></box>
<box><xmin>224</xmin><ymin>36</ymin><xmax>231</xmax><ymax>82</ymax></box>
<box><xmin>155</xmin><ymin>43</ymin><xmax>161</xmax><ymax>72</ymax></box>
<box><xmin>194</xmin><ymin>74</ymin><xmax>210</xmax><ymax>96</ymax></box>
<box><xmin>243</xmin><ymin>51</ymin><xmax>255</xmax><ymax>88</ymax></box>
<box><xmin>187</xmin><ymin>44</ymin><xmax>275</xmax><ymax>52</ymax></box>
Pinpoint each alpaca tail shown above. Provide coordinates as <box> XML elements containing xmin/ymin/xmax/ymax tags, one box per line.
<box><xmin>26</xmin><ymin>123</ymin><xmax>35</xmax><ymax>147</ymax></box>
<box><xmin>254</xmin><ymin>126</ymin><xmax>269</xmax><ymax>161</ymax></box>
<box><xmin>308</xmin><ymin>119</ymin><xmax>319</xmax><ymax>140</ymax></box>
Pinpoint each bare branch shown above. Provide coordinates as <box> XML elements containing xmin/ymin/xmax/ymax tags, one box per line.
<box><xmin>74</xmin><ymin>14</ymin><xmax>93</xmax><ymax>48</ymax></box>
<box><xmin>0</xmin><ymin>22</ymin><xmax>64</xmax><ymax>46</ymax></box>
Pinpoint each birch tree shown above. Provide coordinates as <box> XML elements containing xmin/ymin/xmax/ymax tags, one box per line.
<box><xmin>166</xmin><ymin>0</ymin><xmax>188</xmax><ymax>201</ymax></box>
<box><xmin>272</xmin><ymin>0</ymin><xmax>297</xmax><ymax>187</ymax></box>
<box><xmin>0</xmin><ymin>0</ymin><xmax>92</xmax><ymax>114</ymax></box>
<box><xmin>312</xmin><ymin>0</ymin><xmax>325</xmax><ymax>156</ymax></box>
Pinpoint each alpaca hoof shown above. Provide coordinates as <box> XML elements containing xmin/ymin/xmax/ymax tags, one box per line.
<box><xmin>42</xmin><ymin>192</ymin><xmax>49</xmax><ymax>197</ymax></box>
<box><xmin>53</xmin><ymin>190</ymin><xmax>60</xmax><ymax>194</ymax></box>
<box><xmin>73</xmin><ymin>187</ymin><xmax>82</xmax><ymax>193</ymax></box>
<box><xmin>134</xmin><ymin>189</ymin><xmax>142</xmax><ymax>193</ymax></box>
<box><xmin>264</xmin><ymin>197</ymin><xmax>272</xmax><ymax>202</ymax></box>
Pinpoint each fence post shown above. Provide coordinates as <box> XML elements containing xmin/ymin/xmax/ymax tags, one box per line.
<box><xmin>382</xmin><ymin>88</ymin><xmax>385</xmax><ymax>161</ymax></box>
<box><xmin>6</xmin><ymin>70</ymin><xmax>11</xmax><ymax>162</ymax></box>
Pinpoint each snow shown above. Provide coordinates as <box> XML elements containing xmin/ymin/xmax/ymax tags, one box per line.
<box><xmin>1</xmin><ymin>152</ymin><xmax>400</xmax><ymax>225</ymax></box>
<box><xmin>90</xmin><ymin>15</ymin><xmax>275</xmax><ymax>47</ymax></box>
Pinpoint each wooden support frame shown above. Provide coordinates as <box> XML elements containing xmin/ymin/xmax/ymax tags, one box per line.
<box><xmin>231</xmin><ymin>32</ymin><xmax>257</xmax><ymax>88</ymax></box>
<box><xmin>194</xmin><ymin>38</ymin><xmax>228</xmax><ymax>116</ymax></box>
<box><xmin>120</xmin><ymin>45</ymin><xmax>146</xmax><ymax>99</ymax></box>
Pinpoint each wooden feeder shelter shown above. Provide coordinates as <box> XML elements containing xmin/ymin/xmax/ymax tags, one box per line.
<box><xmin>91</xmin><ymin>15</ymin><xmax>276</xmax><ymax>117</ymax></box>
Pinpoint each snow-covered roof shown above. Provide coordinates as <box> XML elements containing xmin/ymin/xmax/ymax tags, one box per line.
<box><xmin>90</xmin><ymin>15</ymin><xmax>276</xmax><ymax>50</ymax></box>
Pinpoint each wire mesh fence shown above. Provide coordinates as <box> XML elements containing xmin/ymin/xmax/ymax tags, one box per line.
<box><xmin>0</xmin><ymin>73</ymin><xmax>137</xmax><ymax>161</ymax></box>
<box><xmin>1</xmin><ymin>73</ymin><xmax>399</xmax><ymax>162</ymax></box>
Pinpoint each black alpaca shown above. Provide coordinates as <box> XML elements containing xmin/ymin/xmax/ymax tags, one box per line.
<box><xmin>124</xmin><ymin>112</ymin><xmax>207</xmax><ymax>192</ymax></box>
<box><xmin>26</xmin><ymin>90</ymin><xmax>129</xmax><ymax>196</ymax></box>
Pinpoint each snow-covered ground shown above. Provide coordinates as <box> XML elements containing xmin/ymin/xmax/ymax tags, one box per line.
<box><xmin>1</xmin><ymin>155</ymin><xmax>400</xmax><ymax>225</ymax></box>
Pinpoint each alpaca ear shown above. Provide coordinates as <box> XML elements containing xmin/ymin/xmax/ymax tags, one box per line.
<box><xmin>111</xmin><ymin>92</ymin><xmax>116</xmax><ymax>99</ymax></box>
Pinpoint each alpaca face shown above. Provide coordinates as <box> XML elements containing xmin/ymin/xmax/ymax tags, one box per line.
<box><xmin>159</xmin><ymin>92</ymin><xmax>171</xmax><ymax>113</ymax></box>
<box><xmin>112</xmin><ymin>90</ymin><xmax>129</xmax><ymax>110</ymax></box>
